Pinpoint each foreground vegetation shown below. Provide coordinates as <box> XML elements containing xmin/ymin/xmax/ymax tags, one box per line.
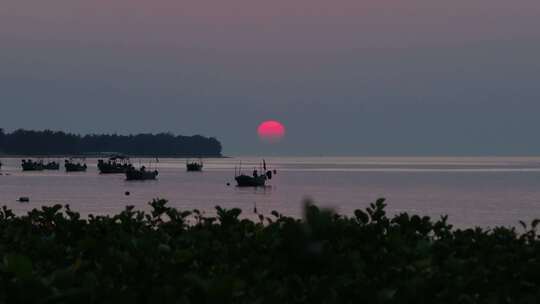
<box><xmin>0</xmin><ymin>199</ymin><xmax>539</xmax><ymax>303</ymax></box>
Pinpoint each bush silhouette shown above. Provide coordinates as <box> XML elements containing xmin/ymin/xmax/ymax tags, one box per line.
<box><xmin>0</xmin><ymin>199</ymin><xmax>539</xmax><ymax>303</ymax></box>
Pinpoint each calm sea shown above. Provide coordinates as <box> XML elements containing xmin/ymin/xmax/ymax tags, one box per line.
<box><xmin>1</xmin><ymin>156</ymin><xmax>540</xmax><ymax>228</ymax></box>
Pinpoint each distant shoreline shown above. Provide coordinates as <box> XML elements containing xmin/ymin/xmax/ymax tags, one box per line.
<box><xmin>0</xmin><ymin>154</ymin><xmax>226</xmax><ymax>158</ymax></box>
<box><xmin>0</xmin><ymin>129</ymin><xmax>223</xmax><ymax>157</ymax></box>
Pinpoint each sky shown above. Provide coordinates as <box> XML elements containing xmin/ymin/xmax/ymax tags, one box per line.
<box><xmin>1</xmin><ymin>0</ymin><xmax>540</xmax><ymax>156</ymax></box>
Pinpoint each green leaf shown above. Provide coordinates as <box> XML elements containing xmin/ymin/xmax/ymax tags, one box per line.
<box><xmin>4</xmin><ymin>254</ymin><xmax>33</xmax><ymax>280</ymax></box>
<box><xmin>378</xmin><ymin>288</ymin><xmax>397</xmax><ymax>301</ymax></box>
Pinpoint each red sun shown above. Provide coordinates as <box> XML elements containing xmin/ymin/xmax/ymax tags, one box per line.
<box><xmin>257</xmin><ymin>120</ymin><xmax>285</xmax><ymax>143</ymax></box>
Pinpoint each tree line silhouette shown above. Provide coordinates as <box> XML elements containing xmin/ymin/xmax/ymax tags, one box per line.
<box><xmin>0</xmin><ymin>129</ymin><xmax>222</xmax><ymax>156</ymax></box>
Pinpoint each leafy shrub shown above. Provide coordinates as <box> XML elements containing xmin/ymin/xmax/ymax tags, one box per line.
<box><xmin>0</xmin><ymin>199</ymin><xmax>539</xmax><ymax>303</ymax></box>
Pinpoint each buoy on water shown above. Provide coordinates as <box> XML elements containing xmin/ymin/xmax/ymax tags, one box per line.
<box><xmin>125</xmin><ymin>191</ymin><xmax>130</xmax><ymax>196</ymax></box>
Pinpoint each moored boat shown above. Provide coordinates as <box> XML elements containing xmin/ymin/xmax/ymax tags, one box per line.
<box><xmin>18</xmin><ymin>197</ymin><xmax>30</xmax><ymax>203</ymax></box>
<box><xmin>21</xmin><ymin>159</ymin><xmax>45</xmax><ymax>171</ymax></box>
<box><xmin>44</xmin><ymin>161</ymin><xmax>60</xmax><ymax>170</ymax></box>
<box><xmin>235</xmin><ymin>174</ymin><xmax>268</xmax><ymax>187</ymax></box>
<box><xmin>234</xmin><ymin>160</ymin><xmax>276</xmax><ymax>187</ymax></box>
<box><xmin>186</xmin><ymin>159</ymin><xmax>203</xmax><ymax>172</ymax></box>
<box><xmin>125</xmin><ymin>166</ymin><xmax>158</xmax><ymax>181</ymax></box>
<box><xmin>98</xmin><ymin>155</ymin><xmax>133</xmax><ymax>174</ymax></box>
<box><xmin>65</xmin><ymin>159</ymin><xmax>88</xmax><ymax>172</ymax></box>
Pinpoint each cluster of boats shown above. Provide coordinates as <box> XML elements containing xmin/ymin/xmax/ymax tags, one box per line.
<box><xmin>14</xmin><ymin>155</ymin><xmax>276</xmax><ymax>186</ymax></box>
<box><xmin>21</xmin><ymin>158</ymin><xmax>87</xmax><ymax>172</ymax></box>
<box><xmin>21</xmin><ymin>159</ymin><xmax>60</xmax><ymax>171</ymax></box>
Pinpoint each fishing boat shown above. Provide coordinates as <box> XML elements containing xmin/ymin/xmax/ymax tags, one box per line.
<box><xmin>125</xmin><ymin>166</ymin><xmax>158</xmax><ymax>181</ymax></box>
<box><xmin>21</xmin><ymin>159</ymin><xmax>45</xmax><ymax>171</ymax></box>
<box><xmin>235</xmin><ymin>173</ymin><xmax>268</xmax><ymax>187</ymax></box>
<box><xmin>44</xmin><ymin>161</ymin><xmax>60</xmax><ymax>170</ymax></box>
<box><xmin>186</xmin><ymin>159</ymin><xmax>203</xmax><ymax>172</ymax></box>
<box><xmin>65</xmin><ymin>158</ymin><xmax>87</xmax><ymax>172</ymax></box>
<box><xmin>98</xmin><ymin>154</ymin><xmax>133</xmax><ymax>174</ymax></box>
<box><xmin>234</xmin><ymin>160</ymin><xmax>276</xmax><ymax>187</ymax></box>
<box><xmin>18</xmin><ymin>197</ymin><xmax>30</xmax><ymax>203</ymax></box>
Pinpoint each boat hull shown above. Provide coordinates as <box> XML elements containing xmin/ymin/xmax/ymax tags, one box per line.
<box><xmin>186</xmin><ymin>163</ymin><xmax>203</xmax><ymax>172</ymax></box>
<box><xmin>65</xmin><ymin>163</ymin><xmax>87</xmax><ymax>172</ymax></box>
<box><xmin>126</xmin><ymin>169</ymin><xmax>159</xmax><ymax>181</ymax></box>
<box><xmin>21</xmin><ymin>161</ymin><xmax>44</xmax><ymax>171</ymax></box>
<box><xmin>98</xmin><ymin>160</ymin><xmax>133</xmax><ymax>174</ymax></box>
<box><xmin>22</xmin><ymin>166</ymin><xmax>44</xmax><ymax>171</ymax></box>
<box><xmin>44</xmin><ymin>163</ymin><xmax>60</xmax><ymax>170</ymax></box>
<box><xmin>235</xmin><ymin>175</ymin><xmax>267</xmax><ymax>187</ymax></box>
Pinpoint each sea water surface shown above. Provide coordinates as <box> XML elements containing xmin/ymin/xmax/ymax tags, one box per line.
<box><xmin>1</xmin><ymin>157</ymin><xmax>540</xmax><ymax>227</ymax></box>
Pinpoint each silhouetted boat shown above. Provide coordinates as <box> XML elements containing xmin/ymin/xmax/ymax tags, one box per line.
<box><xmin>125</xmin><ymin>166</ymin><xmax>158</xmax><ymax>181</ymax></box>
<box><xmin>44</xmin><ymin>161</ymin><xmax>60</xmax><ymax>170</ymax></box>
<box><xmin>21</xmin><ymin>159</ymin><xmax>45</xmax><ymax>171</ymax></box>
<box><xmin>235</xmin><ymin>174</ymin><xmax>268</xmax><ymax>187</ymax></box>
<box><xmin>98</xmin><ymin>155</ymin><xmax>133</xmax><ymax>174</ymax></box>
<box><xmin>186</xmin><ymin>159</ymin><xmax>203</xmax><ymax>172</ymax></box>
<box><xmin>65</xmin><ymin>158</ymin><xmax>87</xmax><ymax>172</ymax></box>
<box><xmin>18</xmin><ymin>197</ymin><xmax>30</xmax><ymax>203</ymax></box>
<box><xmin>234</xmin><ymin>160</ymin><xmax>276</xmax><ymax>187</ymax></box>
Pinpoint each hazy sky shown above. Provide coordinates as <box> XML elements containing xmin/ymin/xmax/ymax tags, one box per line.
<box><xmin>2</xmin><ymin>0</ymin><xmax>540</xmax><ymax>155</ymax></box>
